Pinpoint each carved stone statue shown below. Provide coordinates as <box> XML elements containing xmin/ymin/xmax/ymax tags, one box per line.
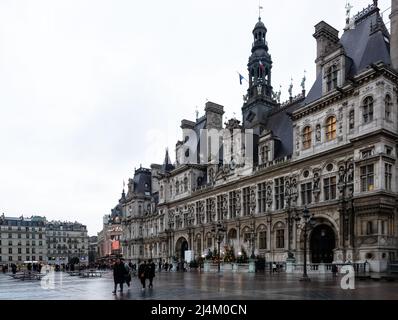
<box><xmin>222</xmin><ymin>195</ymin><xmax>228</xmax><ymax>218</ymax></box>
<box><xmin>347</xmin><ymin>163</ymin><xmax>354</xmax><ymax>183</ymax></box>
<box><xmin>315</xmin><ymin>125</ymin><xmax>321</xmax><ymax>142</ymax></box>
<box><xmin>250</xmin><ymin>187</ymin><xmax>256</xmax><ymax>215</ymax></box>
<box><xmin>313</xmin><ymin>172</ymin><xmax>320</xmax><ymax>191</ymax></box>
<box><xmin>266</xmin><ymin>185</ymin><xmax>273</xmax><ymax>208</ymax></box>
<box><xmin>338</xmin><ymin>166</ymin><xmax>346</xmax><ymax>184</ymax></box>
<box><xmin>291</xmin><ymin>178</ymin><xmax>298</xmax><ymax>204</ymax></box>
<box><xmin>236</xmin><ymin>190</ymin><xmax>241</xmax><ymax>215</ymax></box>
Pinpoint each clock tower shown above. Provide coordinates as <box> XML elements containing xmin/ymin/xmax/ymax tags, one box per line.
<box><xmin>242</xmin><ymin>17</ymin><xmax>278</xmax><ymax>135</ymax></box>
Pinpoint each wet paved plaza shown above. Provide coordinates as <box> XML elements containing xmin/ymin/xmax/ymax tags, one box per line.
<box><xmin>0</xmin><ymin>271</ymin><xmax>398</xmax><ymax>300</ymax></box>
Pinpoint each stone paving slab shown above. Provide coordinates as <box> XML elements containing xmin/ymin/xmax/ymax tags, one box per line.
<box><xmin>0</xmin><ymin>271</ymin><xmax>397</xmax><ymax>300</ymax></box>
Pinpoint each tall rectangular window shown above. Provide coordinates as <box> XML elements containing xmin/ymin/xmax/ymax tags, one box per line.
<box><xmin>275</xmin><ymin>178</ymin><xmax>285</xmax><ymax>210</ymax></box>
<box><xmin>361</xmin><ymin>164</ymin><xmax>374</xmax><ymax>192</ymax></box>
<box><xmin>276</xmin><ymin>230</ymin><xmax>285</xmax><ymax>249</ymax></box>
<box><xmin>323</xmin><ymin>177</ymin><xmax>337</xmax><ymax>201</ymax></box>
<box><xmin>217</xmin><ymin>195</ymin><xmax>223</xmax><ymax>221</ymax></box>
<box><xmin>229</xmin><ymin>191</ymin><xmax>237</xmax><ymax>219</ymax></box>
<box><xmin>385</xmin><ymin>163</ymin><xmax>392</xmax><ymax>191</ymax></box>
<box><xmin>257</xmin><ymin>183</ymin><xmax>267</xmax><ymax>214</ymax></box>
<box><xmin>206</xmin><ymin>199</ymin><xmax>212</xmax><ymax>223</ymax></box>
<box><xmin>301</xmin><ymin>182</ymin><xmax>313</xmax><ymax>205</ymax></box>
<box><xmin>243</xmin><ymin>187</ymin><xmax>250</xmax><ymax>216</ymax></box>
<box><xmin>259</xmin><ymin>231</ymin><xmax>267</xmax><ymax>249</ymax></box>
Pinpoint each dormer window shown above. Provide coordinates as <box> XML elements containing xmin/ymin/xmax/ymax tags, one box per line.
<box><xmin>302</xmin><ymin>126</ymin><xmax>312</xmax><ymax>149</ymax></box>
<box><xmin>326</xmin><ymin>65</ymin><xmax>338</xmax><ymax>91</ymax></box>
<box><xmin>362</xmin><ymin>96</ymin><xmax>374</xmax><ymax>124</ymax></box>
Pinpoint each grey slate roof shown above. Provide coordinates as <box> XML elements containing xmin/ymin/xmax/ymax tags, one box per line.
<box><xmin>132</xmin><ymin>168</ymin><xmax>152</xmax><ymax>195</ymax></box>
<box><xmin>304</xmin><ymin>8</ymin><xmax>391</xmax><ymax>106</ymax></box>
<box><xmin>265</xmin><ymin>100</ymin><xmax>304</xmax><ymax>158</ymax></box>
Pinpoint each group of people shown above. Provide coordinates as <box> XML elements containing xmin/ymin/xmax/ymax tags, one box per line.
<box><xmin>112</xmin><ymin>258</ymin><xmax>156</xmax><ymax>294</ymax></box>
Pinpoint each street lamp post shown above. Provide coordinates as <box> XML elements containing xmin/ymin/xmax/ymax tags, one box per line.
<box><xmin>295</xmin><ymin>207</ymin><xmax>315</xmax><ymax>282</ymax></box>
<box><xmin>212</xmin><ymin>223</ymin><xmax>227</xmax><ymax>273</ymax></box>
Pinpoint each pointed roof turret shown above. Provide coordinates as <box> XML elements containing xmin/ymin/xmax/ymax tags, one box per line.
<box><xmin>162</xmin><ymin>148</ymin><xmax>175</xmax><ymax>173</ymax></box>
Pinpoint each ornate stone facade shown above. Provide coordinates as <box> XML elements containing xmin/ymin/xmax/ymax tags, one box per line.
<box><xmin>117</xmin><ymin>3</ymin><xmax>398</xmax><ymax>273</ymax></box>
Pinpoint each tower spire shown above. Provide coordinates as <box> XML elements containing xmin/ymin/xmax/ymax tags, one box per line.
<box><xmin>258</xmin><ymin>1</ymin><xmax>263</xmax><ymax>20</ymax></box>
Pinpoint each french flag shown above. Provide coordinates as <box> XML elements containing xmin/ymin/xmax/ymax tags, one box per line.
<box><xmin>259</xmin><ymin>60</ymin><xmax>265</xmax><ymax>72</ymax></box>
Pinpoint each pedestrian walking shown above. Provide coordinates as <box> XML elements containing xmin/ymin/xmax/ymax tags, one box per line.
<box><xmin>272</xmin><ymin>262</ymin><xmax>277</xmax><ymax>273</ymax></box>
<box><xmin>332</xmin><ymin>264</ymin><xmax>338</xmax><ymax>277</ymax></box>
<box><xmin>123</xmin><ymin>259</ymin><xmax>131</xmax><ymax>288</ymax></box>
<box><xmin>112</xmin><ymin>258</ymin><xmax>127</xmax><ymax>294</ymax></box>
<box><xmin>138</xmin><ymin>260</ymin><xmax>147</xmax><ymax>291</ymax></box>
<box><xmin>148</xmin><ymin>260</ymin><xmax>156</xmax><ymax>289</ymax></box>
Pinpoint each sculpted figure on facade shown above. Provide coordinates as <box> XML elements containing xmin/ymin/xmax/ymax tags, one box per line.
<box><xmin>313</xmin><ymin>171</ymin><xmax>321</xmax><ymax>202</ymax></box>
<box><xmin>291</xmin><ymin>178</ymin><xmax>298</xmax><ymax>205</ymax></box>
<box><xmin>266</xmin><ymin>183</ymin><xmax>273</xmax><ymax>209</ymax></box>
<box><xmin>222</xmin><ymin>194</ymin><xmax>228</xmax><ymax>219</ymax></box>
<box><xmin>315</xmin><ymin>124</ymin><xmax>321</xmax><ymax>142</ymax></box>
<box><xmin>250</xmin><ymin>186</ymin><xmax>256</xmax><ymax>215</ymax></box>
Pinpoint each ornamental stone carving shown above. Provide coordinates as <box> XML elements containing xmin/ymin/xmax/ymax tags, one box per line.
<box><xmin>250</xmin><ymin>186</ymin><xmax>256</xmax><ymax>215</ymax></box>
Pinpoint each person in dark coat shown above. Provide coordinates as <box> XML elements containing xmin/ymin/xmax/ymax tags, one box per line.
<box><xmin>112</xmin><ymin>259</ymin><xmax>127</xmax><ymax>294</ymax></box>
<box><xmin>138</xmin><ymin>260</ymin><xmax>147</xmax><ymax>291</ymax></box>
<box><xmin>148</xmin><ymin>260</ymin><xmax>156</xmax><ymax>288</ymax></box>
<box><xmin>332</xmin><ymin>264</ymin><xmax>338</xmax><ymax>277</ymax></box>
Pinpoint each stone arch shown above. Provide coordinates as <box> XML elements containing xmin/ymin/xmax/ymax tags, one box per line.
<box><xmin>175</xmin><ymin>236</ymin><xmax>189</xmax><ymax>262</ymax></box>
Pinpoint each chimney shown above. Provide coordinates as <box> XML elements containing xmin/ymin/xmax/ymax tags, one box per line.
<box><xmin>390</xmin><ymin>0</ymin><xmax>398</xmax><ymax>70</ymax></box>
<box><xmin>313</xmin><ymin>21</ymin><xmax>340</xmax><ymax>76</ymax></box>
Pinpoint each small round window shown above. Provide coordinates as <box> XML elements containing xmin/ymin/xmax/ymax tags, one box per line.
<box><xmin>303</xmin><ymin>170</ymin><xmax>310</xmax><ymax>178</ymax></box>
<box><xmin>326</xmin><ymin>164</ymin><xmax>333</xmax><ymax>172</ymax></box>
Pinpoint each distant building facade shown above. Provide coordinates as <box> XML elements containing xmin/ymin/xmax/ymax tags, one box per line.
<box><xmin>0</xmin><ymin>214</ymin><xmax>90</xmax><ymax>267</ymax></box>
<box><xmin>0</xmin><ymin>215</ymin><xmax>47</xmax><ymax>266</ymax></box>
<box><xmin>116</xmin><ymin>1</ymin><xmax>398</xmax><ymax>272</ymax></box>
<box><xmin>97</xmin><ymin>212</ymin><xmax>123</xmax><ymax>264</ymax></box>
<box><xmin>46</xmin><ymin>221</ymin><xmax>89</xmax><ymax>266</ymax></box>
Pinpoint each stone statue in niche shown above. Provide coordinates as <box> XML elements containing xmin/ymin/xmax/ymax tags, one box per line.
<box><xmin>315</xmin><ymin>125</ymin><xmax>321</xmax><ymax>142</ymax></box>
<box><xmin>338</xmin><ymin>166</ymin><xmax>346</xmax><ymax>184</ymax></box>
<box><xmin>236</xmin><ymin>190</ymin><xmax>241</xmax><ymax>214</ymax></box>
<box><xmin>347</xmin><ymin>163</ymin><xmax>354</xmax><ymax>183</ymax></box>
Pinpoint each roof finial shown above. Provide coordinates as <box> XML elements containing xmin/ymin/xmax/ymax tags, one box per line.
<box><xmin>373</xmin><ymin>0</ymin><xmax>378</xmax><ymax>7</ymax></box>
<box><xmin>288</xmin><ymin>78</ymin><xmax>293</xmax><ymax>99</ymax></box>
<box><xmin>301</xmin><ymin>70</ymin><xmax>307</xmax><ymax>93</ymax></box>
<box><xmin>195</xmin><ymin>106</ymin><xmax>199</xmax><ymax>120</ymax></box>
<box><xmin>345</xmin><ymin>1</ymin><xmax>353</xmax><ymax>26</ymax></box>
<box><xmin>258</xmin><ymin>0</ymin><xmax>263</xmax><ymax>20</ymax></box>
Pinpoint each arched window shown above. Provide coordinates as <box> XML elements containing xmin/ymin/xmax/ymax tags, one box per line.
<box><xmin>302</xmin><ymin>126</ymin><xmax>312</xmax><ymax>149</ymax></box>
<box><xmin>385</xmin><ymin>94</ymin><xmax>392</xmax><ymax>121</ymax></box>
<box><xmin>363</xmin><ymin>96</ymin><xmax>374</xmax><ymax>124</ymax></box>
<box><xmin>325</xmin><ymin>116</ymin><xmax>337</xmax><ymax>141</ymax></box>
<box><xmin>326</xmin><ymin>65</ymin><xmax>338</xmax><ymax>91</ymax></box>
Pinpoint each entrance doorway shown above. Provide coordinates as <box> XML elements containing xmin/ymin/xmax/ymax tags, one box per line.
<box><xmin>310</xmin><ymin>225</ymin><xmax>336</xmax><ymax>263</ymax></box>
<box><xmin>175</xmin><ymin>237</ymin><xmax>189</xmax><ymax>261</ymax></box>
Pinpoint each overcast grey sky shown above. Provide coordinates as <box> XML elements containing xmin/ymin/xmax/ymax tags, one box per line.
<box><xmin>0</xmin><ymin>0</ymin><xmax>392</xmax><ymax>235</ymax></box>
